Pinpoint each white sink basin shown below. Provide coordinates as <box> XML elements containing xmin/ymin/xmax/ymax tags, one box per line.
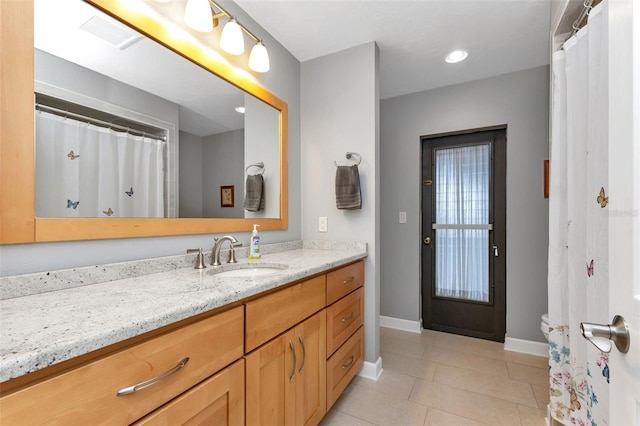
<box><xmin>209</xmin><ymin>263</ymin><xmax>288</xmax><ymax>278</ymax></box>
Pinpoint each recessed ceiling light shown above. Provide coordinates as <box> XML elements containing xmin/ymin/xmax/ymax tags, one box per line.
<box><xmin>445</xmin><ymin>50</ymin><xmax>469</xmax><ymax>64</ymax></box>
<box><xmin>235</xmin><ymin>106</ymin><xmax>245</xmax><ymax>113</ymax></box>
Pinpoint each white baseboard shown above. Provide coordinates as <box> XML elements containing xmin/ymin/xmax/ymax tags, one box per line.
<box><xmin>358</xmin><ymin>356</ymin><xmax>383</xmax><ymax>381</ymax></box>
<box><xmin>380</xmin><ymin>315</ymin><xmax>422</xmax><ymax>334</ymax></box>
<box><xmin>504</xmin><ymin>336</ymin><xmax>549</xmax><ymax>357</ymax></box>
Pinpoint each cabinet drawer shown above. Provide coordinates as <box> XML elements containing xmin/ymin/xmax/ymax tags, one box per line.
<box><xmin>0</xmin><ymin>306</ymin><xmax>244</xmax><ymax>425</ymax></box>
<box><xmin>326</xmin><ymin>287</ymin><xmax>364</xmax><ymax>356</ymax></box>
<box><xmin>326</xmin><ymin>261</ymin><xmax>364</xmax><ymax>305</ymax></box>
<box><xmin>246</xmin><ymin>275</ymin><xmax>326</xmax><ymax>352</ymax></box>
<box><xmin>326</xmin><ymin>326</ymin><xmax>364</xmax><ymax>409</ymax></box>
<box><xmin>134</xmin><ymin>359</ymin><xmax>245</xmax><ymax>426</ymax></box>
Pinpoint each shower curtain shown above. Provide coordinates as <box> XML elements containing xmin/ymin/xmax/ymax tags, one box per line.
<box><xmin>35</xmin><ymin>110</ymin><xmax>165</xmax><ymax>218</ymax></box>
<box><xmin>548</xmin><ymin>4</ymin><xmax>610</xmax><ymax>425</ymax></box>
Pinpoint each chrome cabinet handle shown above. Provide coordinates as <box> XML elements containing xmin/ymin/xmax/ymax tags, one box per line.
<box><xmin>341</xmin><ymin>312</ymin><xmax>355</xmax><ymax>323</ymax></box>
<box><xmin>342</xmin><ymin>355</ymin><xmax>355</xmax><ymax>370</ymax></box>
<box><xmin>298</xmin><ymin>335</ymin><xmax>306</xmax><ymax>375</ymax></box>
<box><xmin>289</xmin><ymin>340</ymin><xmax>296</xmax><ymax>383</ymax></box>
<box><xmin>342</xmin><ymin>276</ymin><xmax>355</xmax><ymax>285</ymax></box>
<box><xmin>116</xmin><ymin>357</ymin><xmax>189</xmax><ymax>396</ymax></box>
<box><xmin>580</xmin><ymin>315</ymin><xmax>630</xmax><ymax>353</ymax></box>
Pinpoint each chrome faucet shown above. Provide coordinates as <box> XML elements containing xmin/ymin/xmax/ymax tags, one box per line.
<box><xmin>211</xmin><ymin>235</ymin><xmax>240</xmax><ymax>266</ymax></box>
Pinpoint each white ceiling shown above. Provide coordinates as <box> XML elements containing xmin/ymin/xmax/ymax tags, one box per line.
<box><xmin>234</xmin><ymin>0</ymin><xmax>552</xmax><ymax>99</ymax></box>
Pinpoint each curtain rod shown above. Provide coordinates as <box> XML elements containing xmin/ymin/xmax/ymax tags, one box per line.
<box><xmin>35</xmin><ymin>103</ymin><xmax>167</xmax><ymax>142</ymax></box>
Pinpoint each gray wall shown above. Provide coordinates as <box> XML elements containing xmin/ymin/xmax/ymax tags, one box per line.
<box><xmin>380</xmin><ymin>66</ymin><xmax>550</xmax><ymax>342</ymax></box>
<box><xmin>300</xmin><ymin>43</ymin><xmax>381</xmax><ymax>365</ymax></box>
<box><xmin>0</xmin><ymin>3</ymin><xmax>301</xmax><ymax>277</ymax></box>
<box><xmin>178</xmin><ymin>131</ymin><xmax>204</xmax><ymax>217</ymax></box>
<box><xmin>203</xmin><ymin>130</ymin><xmax>245</xmax><ymax>218</ymax></box>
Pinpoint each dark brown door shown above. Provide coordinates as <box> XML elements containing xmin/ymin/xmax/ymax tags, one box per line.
<box><xmin>421</xmin><ymin>129</ymin><xmax>506</xmax><ymax>342</ymax></box>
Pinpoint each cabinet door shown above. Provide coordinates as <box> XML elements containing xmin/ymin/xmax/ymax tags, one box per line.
<box><xmin>133</xmin><ymin>360</ymin><xmax>244</xmax><ymax>426</ymax></box>
<box><xmin>245</xmin><ymin>311</ymin><xmax>327</xmax><ymax>426</ymax></box>
<box><xmin>295</xmin><ymin>310</ymin><xmax>327</xmax><ymax>426</ymax></box>
<box><xmin>245</xmin><ymin>330</ymin><xmax>296</xmax><ymax>426</ymax></box>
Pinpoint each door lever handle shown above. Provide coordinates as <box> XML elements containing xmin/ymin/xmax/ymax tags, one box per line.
<box><xmin>580</xmin><ymin>315</ymin><xmax>630</xmax><ymax>353</ymax></box>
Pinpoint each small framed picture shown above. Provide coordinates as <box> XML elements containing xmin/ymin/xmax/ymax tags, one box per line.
<box><xmin>220</xmin><ymin>185</ymin><xmax>234</xmax><ymax>207</ymax></box>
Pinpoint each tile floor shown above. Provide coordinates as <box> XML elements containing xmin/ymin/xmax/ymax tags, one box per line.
<box><xmin>321</xmin><ymin>327</ymin><xmax>550</xmax><ymax>426</ymax></box>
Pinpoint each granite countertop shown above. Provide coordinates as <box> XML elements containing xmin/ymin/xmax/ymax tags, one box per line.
<box><xmin>0</xmin><ymin>241</ymin><xmax>367</xmax><ymax>382</ymax></box>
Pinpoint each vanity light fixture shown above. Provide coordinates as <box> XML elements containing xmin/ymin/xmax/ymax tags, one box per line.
<box><xmin>184</xmin><ymin>0</ymin><xmax>213</xmax><ymax>33</ymax></box>
<box><xmin>181</xmin><ymin>0</ymin><xmax>270</xmax><ymax>72</ymax></box>
<box><xmin>219</xmin><ymin>17</ymin><xmax>244</xmax><ymax>55</ymax></box>
<box><xmin>445</xmin><ymin>49</ymin><xmax>469</xmax><ymax>64</ymax></box>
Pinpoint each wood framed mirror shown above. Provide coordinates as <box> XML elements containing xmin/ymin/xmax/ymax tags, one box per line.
<box><xmin>0</xmin><ymin>0</ymin><xmax>288</xmax><ymax>244</ymax></box>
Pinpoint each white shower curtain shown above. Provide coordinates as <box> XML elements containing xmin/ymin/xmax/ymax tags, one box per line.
<box><xmin>36</xmin><ymin>111</ymin><xmax>165</xmax><ymax>218</ymax></box>
<box><xmin>548</xmin><ymin>4</ymin><xmax>610</xmax><ymax>425</ymax></box>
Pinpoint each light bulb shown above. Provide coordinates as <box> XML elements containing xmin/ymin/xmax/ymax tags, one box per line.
<box><xmin>445</xmin><ymin>49</ymin><xmax>469</xmax><ymax>63</ymax></box>
<box><xmin>249</xmin><ymin>40</ymin><xmax>270</xmax><ymax>72</ymax></box>
<box><xmin>220</xmin><ymin>17</ymin><xmax>244</xmax><ymax>55</ymax></box>
<box><xmin>184</xmin><ymin>0</ymin><xmax>213</xmax><ymax>33</ymax></box>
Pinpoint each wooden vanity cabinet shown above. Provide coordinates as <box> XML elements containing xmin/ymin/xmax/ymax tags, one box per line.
<box><xmin>134</xmin><ymin>359</ymin><xmax>245</xmax><ymax>426</ymax></box>
<box><xmin>0</xmin><ymin>260</ymin><xmax>365</xmax><ymax>426</ymax></box>
<box><xmin>0</xmin><ymin>306</ymin><xmax>244</xmax><ymax>425</ymax></box>
<box><xmin>245</xmin><ymin>310</ymin><xmax>326</xmax><ymax>426</ymax></box>
<box><xmin>325</xmin><ymin>260</ymin><xmax>365</xmax><ymax>409</ymax></box>
<box><xmin>245</xmin><ymin>276</ymin><xmax>327</xmax><ymax>426</ymax></box>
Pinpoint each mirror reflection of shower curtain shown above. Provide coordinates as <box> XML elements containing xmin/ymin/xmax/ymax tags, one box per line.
<box><xmin>35</xmin><ymin>110</ymin><xmax>165</xmax><ymax>218</ymax></box>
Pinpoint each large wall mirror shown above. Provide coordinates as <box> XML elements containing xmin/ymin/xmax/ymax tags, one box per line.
<box><xmin>0</xmin><ymin>0</ymin><xmax>288</xmax><ymax>243</ymax></box>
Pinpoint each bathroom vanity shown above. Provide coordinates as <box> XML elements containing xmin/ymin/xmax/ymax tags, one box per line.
<box><xmin>0</xmin><ymin>242</ymin><xmax>366</xmax><ymax>425</ymax></box>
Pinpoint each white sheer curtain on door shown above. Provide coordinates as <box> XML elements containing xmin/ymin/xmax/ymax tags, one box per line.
<box><xmin>434</xmin><ymin>144</ymin><xmax>490</xmax><ymax>302</ymax></box>
<box><xmin>35</xmin><ymin>110</ymin><xmax>165</xmax><ymax>218</ymax></box>
<box><xmin>548</xmin><ymin>4</ymin><xmax>610</xmax><ymax>425</ymax></box>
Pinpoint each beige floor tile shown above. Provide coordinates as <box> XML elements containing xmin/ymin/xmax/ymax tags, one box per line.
<box><xmin>432</xmin><ymin>332</ymin><xmax>512</xmax><ymax>361</ymax></box>
<box><xmin>320</xmin><ymin>409</ymin><xmax>376</xmax><ymax>426</ymax></box>
<box><xmin>381</xmin><ymin>334</ymin><xmax>428</xmax><ymax>358</ymax></box>
<box><xmin>507</xmin><ymin>362</ymin><xmax>549</xmax><ymax>387</ymax></box>
<box><xmin>433</xmin><ymin>364</ymin><xmax>538</xmax><ymax>407</ymax></box>
<box><xmin>352</xmin><ymin>370</ymin><xmax>416</xmax><ymax>400</ymax></box>
<box><xmin>423</xmin><ymin>408</ymin><xmax>488</xmax><ymax>425</ymax></box>
<box><xmin>532</xmin><ymin>384</ymin><xmax>550</xmax><ymax>410</ymax></box>
<box><xmin>410</xmin><ymin>379</ymin><xmax>522</xmax><ymax>426</ymax></box>
<box><xmin>518</xmin><ymin>404</ymin><xmax>548</xmax><ymax>426</ymax></box>
<box><xmin>333</xmin><ymin>383</ymin><xmax>428</xmax><ymax>426</ymax></box>
<box><xmin>380</xmin><ymin>350</ymin><xmax>438</xmax><ymax>380</ymax></box>
<box><xmin>509</xmin><ymin>351</ymin><xmax>549</xmax><ymax>369</ymax></box>
<box><xmin>380</xmin><ymin>326</ymin><xmax>438</xmax><ymax>346</ymax></box>
<box><xmin>422</xmin><ymin>344</ymin><xmax>510</xmax><ymax>378</ymax></box>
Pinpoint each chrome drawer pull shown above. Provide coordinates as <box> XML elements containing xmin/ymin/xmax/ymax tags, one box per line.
<box><xmin>342</xmin><ymin>276</ymin><xmax>355</xmax><ymax>285</ymax></box>
<box><xmin>298</xmin><ymin>335</ymin><xmax>306</xmax><ymax>375</ymax></box>
<box><xmin>341</xmin><ymin>312</ymin><xmax>355</xmax><ymax>323</ymax></box>
<box><xmin>342</xmin><ymin>355</ymin><xmax>355</xmax><ymax>370</ymax></box>
<box><xmin>116</xmin><ymin>357</ymin><xmax>189</xmax><ymax>396</ymax></box>
<box><xmin>289</xmin><ymin>340</ymin><xmax>297</xmax><ymax>383</ymax></box>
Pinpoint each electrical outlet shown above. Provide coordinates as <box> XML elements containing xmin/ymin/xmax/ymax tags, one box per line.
<box><xmin>399</xmin><ymin>211</ymin><xmax>407</xmax><ymax>224</ymax></box>
<box><xmin>318</xmin><ymin>216</ymin><xmax>328</xmax><ymax>232</ymax></box>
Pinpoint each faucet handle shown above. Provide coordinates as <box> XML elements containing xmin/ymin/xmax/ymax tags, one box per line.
<box><xmin>228</xmin><ymin>242</ymin><xmax>242</xmax><ymax>264</ymax></box>
<box><xmin>186</xmin><ymin>248</ymin><xmax>206</xmax><ymax>269</ymax></box>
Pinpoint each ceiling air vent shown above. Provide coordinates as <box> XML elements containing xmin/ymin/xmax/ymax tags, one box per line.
<box><xmin>80</xmin><ymin>15</ymin><xmax>144</xmax><ymax>50</ymax></box>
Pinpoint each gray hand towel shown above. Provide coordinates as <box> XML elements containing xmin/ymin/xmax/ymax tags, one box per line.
<box><xmin>244</xmin><ymin>174</ymin><xmax>264</xmax><ymax>212</ymax></box>
<box><xmin>335</xmin><ymin>165</ymin><xmax>361</xmax><ymax>210</ymax></box>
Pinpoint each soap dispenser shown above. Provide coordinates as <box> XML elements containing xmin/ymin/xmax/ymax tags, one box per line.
<box><xmin>249</xmin><ymin>224</ymin><xmax>261</xmax><ymax>260</ymax></box>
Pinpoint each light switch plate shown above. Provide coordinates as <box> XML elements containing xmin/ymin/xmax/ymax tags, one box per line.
<box><xmin>319</xmin><ymin>216</ymin><xmax>328</xmax><ymax>232</ymax></box>
<box><xmin>399</xmin><ymin>211</ymin><xmax>407</xmax><ymax>224</ymax></box>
